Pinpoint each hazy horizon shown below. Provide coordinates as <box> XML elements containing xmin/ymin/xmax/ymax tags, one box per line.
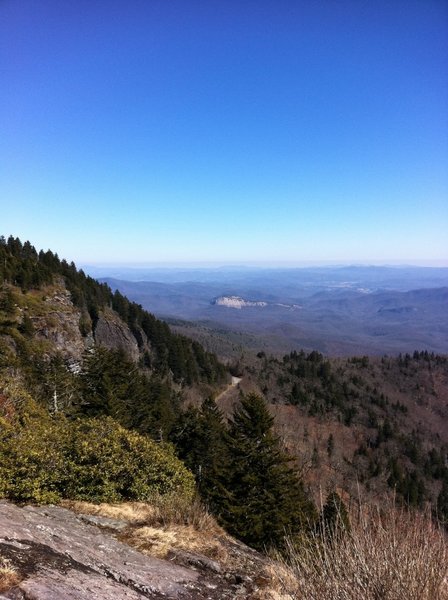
<box><xmin>82</xmin><ymin>259</ymin><xmax>448</xmax><ymax>270</ymax></box>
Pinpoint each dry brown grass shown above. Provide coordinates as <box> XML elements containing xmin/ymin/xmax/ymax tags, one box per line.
<box><xmin>65</xmin><ymin>494</ymin><xmax>220</xmax><ymax>531</ymax></box>
<box><xmin>125</xmin><ymin>523</ymin><xmax>228</xmax><ymax>561</ymax></box>
<box><xmin>0</xmin><ymin>557</ymin><xmax>20</xmax><ymax>592</ymax></box>
<box><xmin>117</xmin><ymin>496</ymin><xmax>228</xmax><ymax>562</ymax></box>
<box><xmin>63</xmin><ymin>500</ymin><xmax>155</xmax><ymax>523</ymax></box>
<box><xmin>276</xmin><ymin>503</ymin><xmax>448</xmax><ymax>600</ymax></box>
<box><xmin>65</xmin><ymin>495</ymin><xmax>227</xmax><ymax>560</ymax></box>
<box><xmin>65</xmin><ymin>495</ymin><xmax>287</xmax><ymax>597</ymax></box>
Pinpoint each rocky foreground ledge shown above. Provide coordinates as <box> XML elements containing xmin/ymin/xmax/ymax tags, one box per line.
<box><xmin>0</xmin><ymin>501</ymin><xmax>279</xmax><ymax>599</ymax></box>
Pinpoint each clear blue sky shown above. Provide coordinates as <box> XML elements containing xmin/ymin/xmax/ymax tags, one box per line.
<box><xmin>1</xmin><ymin>0</ymin><xmax>447</xmax><ymax>265</ymax></box>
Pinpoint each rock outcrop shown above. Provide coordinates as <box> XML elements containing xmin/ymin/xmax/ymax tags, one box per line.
<box><xmin>213</xmin><ymin>296</ymin><xmax>268</xmax><ymax>309</ymax></box>
<box><xmin>26</xmin><ymin>283</ymin><xmax>143</xmax><ymax>365</ymax></box>
<box><xmin>0</xmin><ymin>502</ymin><xmax>278</xmax><ymax>599</ymax></box>
<box><xmin>31</xmin><ymin>286</ymin><xmax>93</xmax><ymax>362</ymax></box>
<box><xmin>94</xmin><ymin>308</ymin><xmax>140</xmax><ymax>362</ymax></box>
<box><xmin>0</xmin><ymin>501</ymin><xmax>198</xmax><ymax>599</ymax></box>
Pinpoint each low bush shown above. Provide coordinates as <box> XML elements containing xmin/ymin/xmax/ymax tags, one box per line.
<box><xmin>64</xmin><ymin>418</ymin><xmax>195</xmax><ymax>503</ymax></box>
<box><xmin>0</xmin><ymin>556</ymin><xmax>20</xmax><ymax>593</ymax></box>
<box><xmin>0</xmin><ymin>405</ymin><xmax>195</xmax><ymax>504</ymax></box>
<box><xmin>278</xmin><ymin>503</ymin><xmax>448</xmax><ymax>600</ymax></box>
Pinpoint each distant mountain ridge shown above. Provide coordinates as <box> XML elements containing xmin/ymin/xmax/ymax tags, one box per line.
<box><xmin>100</xmin><ymin>273</ymin><xmax>448</xmax><ymax>356</ymax></box>
<box><xmin>2</xmin><ymin>236</ymin><xmax>448</xmax><ymax>552</ymax></box>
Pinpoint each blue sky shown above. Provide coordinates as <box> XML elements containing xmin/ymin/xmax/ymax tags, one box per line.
<box><xmin>1</xmin><ymin>0</ymin><xmax>447</xmax><ymax>265</ymax></box>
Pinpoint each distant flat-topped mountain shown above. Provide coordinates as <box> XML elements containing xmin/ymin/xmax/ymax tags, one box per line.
<box><xmin>99</xmin><ymin>268</ymin><xmax>448</xmax><ymax>356</ymax></box>
<box><xmin>212</xmin><ymin>295</ymin><xmax>302</xmax><ymax>312</ymax></box>
<box><xmin>213</xmin><ymin>295</ymin><xmax>268</xmax><ymax>309</ymax></box>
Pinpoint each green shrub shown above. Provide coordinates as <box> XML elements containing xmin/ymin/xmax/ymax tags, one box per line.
<box><xmin>0</xmin><ymin>414</ymin><xmax>65</xmax><ymax>503</ymax></box>
<box><xmin>64</xmin><ymin>417</ymin><xmax>195</xmax><ymax>503</ymax></box>
<box><xmin>0</xmin><ymin>407</ymin><xmax>195</xmax><ymax>504</ymax></box>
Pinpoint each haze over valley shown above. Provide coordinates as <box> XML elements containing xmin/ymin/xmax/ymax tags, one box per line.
<box><xmin>91</xmin><ymin>265</ymin><xmax>448</xmax><ymax>356</ymax></box>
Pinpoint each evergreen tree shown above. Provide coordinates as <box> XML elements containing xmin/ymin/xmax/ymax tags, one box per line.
<box><xmin>437</xmin><ymin>480</ymin><xmax>448</xmax><ymax>525</ymax></box>
<box><xmin>0</xmin><ymin>286</ymin><xmax>15</xmax><ymax>315</ymax></box>
<box><xmin>171</xmin><ymin>397</ymin><xmax>229</xmax><ymax>511</ymax></box>
<box><xmin>78</xmin><ymin>347</ymin><xmax>179</xmax><ymax>441</ymax></box>
<box><xmin>142</xmin><ymin>379</ymin><xmax>178</xmax><ymax>441</ymax></box>
<box><xmin>79</xmin><ymin>348</ymin><xmax>141</xmax><ymax>418</ymax></box>
<box><xmin>319</xmin><ymin>490</ymin><xmax>350</xmax><ymax>538</ymax></box>
<box><xmin>218</xmin><ymin>393</ymin><xmax>316</xmax><ymax>551</ymax></box>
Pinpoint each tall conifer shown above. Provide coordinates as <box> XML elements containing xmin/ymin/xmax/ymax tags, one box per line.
<box><xmin>218</xmin><ymin>393</ymin><xmax>316</xmax><ymax>551</ymax></box>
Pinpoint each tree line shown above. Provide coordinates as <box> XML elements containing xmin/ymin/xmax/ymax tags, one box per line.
<box><xmin>0</xmin><ymin>236</ymin><xmax>226</xmax><ymax>386</ymax></box>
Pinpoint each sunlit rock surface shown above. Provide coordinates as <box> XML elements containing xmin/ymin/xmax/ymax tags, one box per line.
<box><xmin>0</xmin><ymin>502</ymin><xmax>275</xmax><ymax>599</ymax></box>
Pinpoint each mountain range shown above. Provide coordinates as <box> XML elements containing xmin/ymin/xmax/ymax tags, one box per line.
<box><xmin>96</xmin><ymin>266</ymin><xmax>448</xmax><ymax>356</ymax></box>
<box><xmin>1</xmin><ymin>238</ymin><xmax>448</xmax><ymax>599</ymax></box>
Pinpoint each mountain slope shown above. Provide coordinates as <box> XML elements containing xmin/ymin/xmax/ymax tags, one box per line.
<box><xmin>0</xmin><ymin>236</ymin><xmax>227</xmax><ymax>385</ymax></box>
<box><xmin>100</xmin><ymin>274</ymin><xmax>448</xmax><ymax>355</ymax></box>
<box><xmin>224</xmin><ymin>349</ymin><xmax>448</xmax><ymax>516</ymax></box>
<box><xmin>1</xmin><ymin>235</ymin><xmax>448</xmax><ymax>547</ymax></box>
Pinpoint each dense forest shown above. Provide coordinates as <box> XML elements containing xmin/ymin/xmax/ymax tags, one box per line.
<box><xmin>0</xmin><ymin>236</ymin><xmax>318</xmax><ymax>550</ymax></box>
<box><xmin>1</xmin><ymin>236</ymin><xmax>448</xmax><ymax>555</ymax></box>
<box><xmin>239</xmin><ymin>348</ymin><xmax>448</xmax><ymax>521</ymax></box>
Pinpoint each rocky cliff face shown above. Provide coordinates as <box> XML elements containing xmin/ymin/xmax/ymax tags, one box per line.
<box><xmin>30</xmin><ymin>285</ymin><xmax>93</xmax><ymax>363</ymax></box>
<box><xmin>94</xmin><ymin>308</ymin><xmax>140</xmax><ymax>363</ymax></box>
<box><xmin>29</xmin><ymin>284</ymin><xmax>144</xmax><ymax>365</ymax></box>
<box><xmin>0</xmin><ymin>501</ymin><xmax>280</xmax><ymax>599</ymax></box>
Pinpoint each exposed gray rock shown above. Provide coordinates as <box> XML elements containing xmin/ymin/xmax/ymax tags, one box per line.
<box><xmin>133</xmin><ymin>325</ymin><xmax>153</xmax><ymax>358</ymax></box>
<box><xmin>79</xmin><ymin>514</ymin><xmax>129</xmax><ymax>531</ymax></box>
<box><xmin>167</xmin><ymin>550</ymin><xmax>222</xmax><ymax>575</ymax></box>
<box><xmin>94</xmin><ymin>309</ymin><xmax>140</xmax><ymax>362</ymax></box>
<box><xmin>0</xmin><ymin>502</ymin><xmax>270</xmax><ymax>599</ymax></box>
<box><xmin>0</xmin><ymin>502</ymin><xmax>199</xmax><ymax>599</ymax></box>
<box><xmin>31</xmin><ymin>288</ymin><xmax>90</xmax><ymax>362</ymax></box>
<box><xmin>24</xmin><ymin>282</ymin><xmax>140</xmax><ymax>365</ymax></box>
<box><xmin>18</xmin><ymin>570</ymin><xmax>152</xmax><ymax>600</ymax></box>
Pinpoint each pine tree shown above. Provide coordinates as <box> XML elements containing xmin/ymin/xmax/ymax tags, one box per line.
<box><xmin>437</xmin><ymin>480</ymin><xmax>448</xmax><ymax>525</ymax></box>
<box><xmin>143</xmin><ymin>379</ymin><xmax>178</xmax><ymax>441</ymax></box>
<box><xmin>319</xmin><ymin>490</ymin><xmax>350</xmax><ymax>538</ymax></box>
<box><xmin>0</xmin><ymin>286</ymin><xmax>15</xmax><ymax>316</ymax></box>
<box><xmin>171</xmin><ymin>397</ymin><xmax>228</xmax><ymax>511</ymax></box>
<box><xmin>218</xmin><ymin>393</ymin><xmax>316</xmax><ymax>551</ymax></box>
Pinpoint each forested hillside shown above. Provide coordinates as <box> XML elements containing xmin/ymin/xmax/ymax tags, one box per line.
<box><xmin>230</xmin><ymin>348</ymin><xmax>448</xmax><ymax>522</ymax></box>
<box><xmin>0</xmin><ymin>235</ymin><xmax>226</xmax><ymax>382</ymax></box>
<box><xmin>0</xmin><ymin>236</ymin><xmax>317</xmax><ymax>552</ymax></box>
<box><xmin>1</xmin><ymin>235</ymin><xmax>448</xmax><ymax>556</ymax></box>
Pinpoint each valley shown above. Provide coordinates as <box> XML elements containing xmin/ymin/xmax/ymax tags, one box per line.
<box><xmin>94</xmin><ymin>266</ymin><xmax>448</xmax><ymax>357</ymax></box>
<box><xmin>1</xmin><ymin>238</ymin><xmax>448</xmax><ymax>599</ymax></box>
